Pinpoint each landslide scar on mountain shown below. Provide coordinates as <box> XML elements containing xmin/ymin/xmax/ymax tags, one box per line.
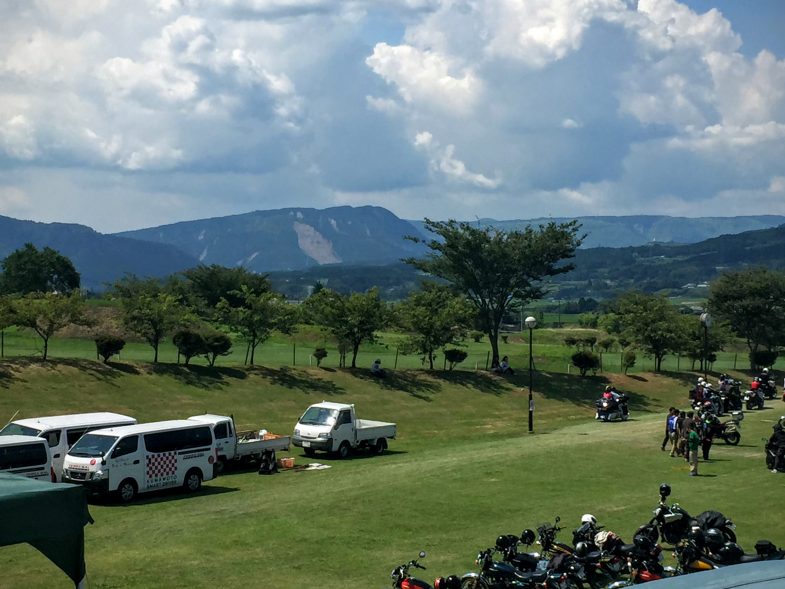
<box><xmin>293</xmin><ymin>221</ymin><xmax>341</xmax><ymax>264</ymax></box>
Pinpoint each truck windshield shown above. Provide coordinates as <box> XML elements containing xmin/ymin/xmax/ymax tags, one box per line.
<box><xmin>0</xmin><ymin>423</ymin><xmax>42</xmax><ymax>437</ymax></box>
<box><xmin>299</xmin><ymin>407</ymin><xmax>338</xmax><ymax>426</ymax></box>
<box><xmin>68</xmin><ymin>434</ymin><xmax>118</xmax><ymax>457</ymax></box>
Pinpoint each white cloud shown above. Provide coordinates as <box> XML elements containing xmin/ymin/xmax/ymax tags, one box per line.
<box><xmin>414</xmin><ymin>131</ymin><xmax>500</xmax><ymax>189</ymax></box>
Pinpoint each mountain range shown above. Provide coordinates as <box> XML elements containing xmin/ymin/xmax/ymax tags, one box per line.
<box><xmin>2</xmin><ymin>207</ymin><xmax>785</xmax><ymax>295</ymax></box>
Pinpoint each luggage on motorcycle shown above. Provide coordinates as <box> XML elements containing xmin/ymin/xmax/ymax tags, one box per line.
<box><xmin>755</xmin><ymin>540</ymin><xmax>777</xmax><ymax>556</ymax></box>
<box><xmin>695</xmin><ymin>510</ymin><xmax>730</xmax><ymax>530</ymax></box>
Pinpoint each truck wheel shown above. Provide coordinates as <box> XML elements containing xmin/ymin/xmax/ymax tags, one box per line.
<box><xmin>214</xmin><ymin>458</ymin><xmax>226</xmax><ymax>476</ymax></box>
<box><xmin>338</xmin><ymin>442</ymin><xmax>351</xmax><ymax>459</ymax></box>
<box><xmin>303</xmin><ymin>447</ymin><xmax>316</xmax><ymax>457</ymax></box>
<box><xmin>373</xmin><ymin>438</ymin><xmax>387</xmax><ymax>455</ymax></box>
<box><xmin>184</xmin><ymin>469</ymin><xmax>202</xmax><ymax>493</ymax></box>
<box><xmin>117</xmin><ymin>479</ymin><xmax>137</xmax><ymax>503</ymax></box>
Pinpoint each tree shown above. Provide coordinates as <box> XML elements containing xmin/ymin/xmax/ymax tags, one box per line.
<box><xmin>313</xmin><ymin>347</ymin><xmax>328</xmax><ymax>367</ymax></box>
<box><xmin>9</xmin><ymin>292</ymin><xmax>89</xmax><ymax>360</ymax></box>
<box><xmin>94</xmin><ymin>335</ymin><xmax>125</xmax><ymax>363</ymax></box>
<box><xmin>217</xmin><ymin>285</ymin><xmax>296</xmax><ymax>366</ymax></box>
<box><xmin>302</xmin><ymin>288</ymin><xmax>387</xmax><ymax>368</ymax></box>
<box><xmin>682</xmin><ymin>319</ymin><xmax>730</xmax><ymax>372</ymax></box>
<box><xmin>203</xmin><ymin>333</ymin><xmax>232</xmax><ymax>367</ymax></box>
<box><xmin>622</xmin><ymin>350</ymin><xmax>636</xmax><ymax>374</ymax></box>
<box><xmin>443</xmin><ymin>348</ymin><xmax>468</xmax><ymax>370</ymax></box>
<box><xmin>180</xmin><ymin>265</ymin><xmax>270</xmax><ymax>318</ymax></box>
<box><xmin>571</xmin><ymin>350</ymin><xmax>599</xmax><ymax>376</ymax></box>
<box><xmin>173</xmin><ymin>330</ymin><xmax>207</xmax><ymax>366</ymax></box>
<box><xmin>0</xmin><ymin>243</ymin><xmax>80</xmax><ymax>295</ymax></box>
<box><xmin>113</xmin><ymin>276</ymin><xmax>188</xmax><ymax>363</ymax></box>
<box><xmin>613</xmin><ymin>292</ymin><xmax>689</xmax><ymax>372</ymax></box>
<box><xmin>395</xmin><ymin>283</ymin><xmax>474</xmax><ymax>369</ymax></box>
<box><xmin>708</xmin><ymin>267</ymin><xmax>785</xmax><ymax>368</ymax></box>
<box><xmin>405</xmin><ymin>219</ymin><xmax>582</xmax><ymax>367</ymax></box>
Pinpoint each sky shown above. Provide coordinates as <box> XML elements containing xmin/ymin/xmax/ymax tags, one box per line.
<box><xmin>0</xmin><ymin>0</ymin><xmax>784</xmax><ymax>233</ymax></box>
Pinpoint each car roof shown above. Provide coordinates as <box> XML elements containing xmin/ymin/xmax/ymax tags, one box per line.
<box><xmin>0</xmin><ymin>435</ymin><xmax>49</xmax><ymax>447</ymax></box>
<box><xmin>651</xmin><ymin>561</ymin><xmax>785</xmax><ymax>588</ymax></box>
<box><xmin>86</xmin><ymin>420</ymin><xmax>212</xmax><ymax>437</ymax></box>
<box><xmin>309</xmin><ymin>402</ymin><xmax>352</xmax><ymax>411</ymax></box>
<box><xmin>12</xmin><ymin>413</ymin><xmax>136</xmax><ymax>429</ymax></box>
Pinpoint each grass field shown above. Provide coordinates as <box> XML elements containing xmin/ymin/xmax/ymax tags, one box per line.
<box><xmin>1</xmin><ymin>357</ymin><xmax>784</xmax><ymax>588</ymax></box>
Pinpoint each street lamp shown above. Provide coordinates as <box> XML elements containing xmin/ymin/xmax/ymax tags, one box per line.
<box><xmin>700</xmin><ymin>312</ymin><xmax>712</xmax><ymax>381</ymax></box>
<box><xmin>525</xmin><ymin>316</ymin><xmax>537</xmax><ymax>433</ymax></box>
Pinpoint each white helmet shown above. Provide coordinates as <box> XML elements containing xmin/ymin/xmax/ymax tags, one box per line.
<box><xmin>581</xmin><ymin>514</ymin><xmax>597</xmax><ymax>526</ymax></box>
<box><xmin>763</xmin><ymin>368</ymin><xmax>769</xmax><ymax>374</ymax></box>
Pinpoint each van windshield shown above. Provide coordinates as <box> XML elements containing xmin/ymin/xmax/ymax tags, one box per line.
<box><xmin>68</xmin><ymin>434</ymin><xmax>119</xmax><ymax>457</ymax></box>
<box><xmin>299</xmin><ymin>407</ymin><xmax>338</xmax><ymax>426</ymax></box>
<box><xmin>0</xmin><ymin>423</ymin><xmax>42</xmax><ymax>437</ymax></box>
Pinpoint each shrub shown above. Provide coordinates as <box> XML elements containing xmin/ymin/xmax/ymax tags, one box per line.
<box><xmin>750</xmin><ymin>349</ymin><xmax>778</xmax><ymax>371</ymax></box>
<box><xmin>471</xmin><ymin>331</ymin><xmax>483</xmax><ymax>343</ymax></box>
<box><xmin>571</xmin><ymin>350</ymin><xmax>599</xmax><ymax>377</ymax></box>
<box><xmin>501</xmin><ymin>335</ymin><xmax>508</xmax><ymax>344</ymax></box>
<box><xmin>598</xmin><ymin>337</ymin><xmax>615</xmax><ymax>352</ymax></box>
<box><xmin>443</xmin><ymin>348</ymin><xmax>468</xmax><ymax>370</ymax></box>
<box><xmin>203</xmin><ymin>333</ymin><xmax>232</xmax><ymax>367</ymax></box>
<box><xmin>94</xmin><ymin>334</ymin><xmax>125</xmax><ymax>363</ymax></box>
<box><xmin>313</xmin><ymin>347</ymin><xmax>328</xmax><ymax>367</ymax></box>
<box><xmin>172</xmin><ymin>329</ymin><xmax>207</xmax><ymax>366</ymax></box>
<box><xmin>563</xmin><ymin>335</ymin><xmax>577</xmax><ymax>347</ymax></box>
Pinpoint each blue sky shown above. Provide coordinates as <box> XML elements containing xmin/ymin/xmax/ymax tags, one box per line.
<box><xmin>0</xmin><ymin>0</ymin><xmax>783</xmax><ymax>233</ymax></box>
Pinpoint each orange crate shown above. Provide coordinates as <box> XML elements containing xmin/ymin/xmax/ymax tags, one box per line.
<box><xmin>262</xmin><ymin>433</ymin><xmax>280</xmax><ymax>440</ymax></box>
<box><xmin>277</xmin><ymin>457</ymin><xmax>295</xmax><ymax>469</ymax></box>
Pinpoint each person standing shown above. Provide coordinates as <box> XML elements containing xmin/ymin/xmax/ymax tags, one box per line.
<box><xmin>662</xmin><ymin>407</ymin><xmax>676</xmax><ymax>451</ymax></box>
<box><xmin>688</xmin><ymin>423</ymin><xmax>701</xmax><ymax>476</ymax></box>
<box><xmin>701</xmin><ymin>413</ymin><xmax>716</xmax><ymax>460</ymax></box>
<box><xmin>681</xmin><ymin>411</ymin><xmax>694</xmax><ymax>462</ymax></box>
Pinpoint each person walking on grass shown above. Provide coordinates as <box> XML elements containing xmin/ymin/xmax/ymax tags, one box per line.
<box><xmin>668</xmin><ymin>410</ymin><xmax>681</xmax><ymax>457</ymax></box>
<box><xmin>662</xmin><ymin>407</ymin><xmax>676</xmax><ymax>451</ymax></box>
<box><xmin>681</xmin><ymin>411</ymin><xmax>694</xmax><ymax>462</ymax></box>
<box><xmin>688</xmin><ymin>422</ymin><xmax>701</xmax><ymax>476</ymax></box>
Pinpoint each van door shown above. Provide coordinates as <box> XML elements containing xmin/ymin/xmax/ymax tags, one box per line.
<box><xmin>107</xmin><ymin>435</ymin><xmax>141</xmax><ymax>493</ymax></box>
<box><xmin>41</xmin><ymin>429</ymin><xmax>65</xmax><ymax>480</ymax></box>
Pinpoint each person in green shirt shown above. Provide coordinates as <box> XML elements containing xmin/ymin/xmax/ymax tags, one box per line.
<box><xmin>688</xmin><ymin>422</ymin><xmax>701</xmax><ymax>476</ymax></box>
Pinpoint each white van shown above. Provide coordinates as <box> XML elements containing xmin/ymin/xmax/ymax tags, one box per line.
<box><xmin>62</xmin><ymin>420</ymin><xmax>216</xmax><ymax>502</ymax></box>
<box><xmin>0</xmin><ymin>412</ymin><xmax>137</xmax><ymax>481</ymax></box>
<box><xmin>0</xmin><ymin>435</ymin><xmax>55</xmax><ymax>482</ymax></box>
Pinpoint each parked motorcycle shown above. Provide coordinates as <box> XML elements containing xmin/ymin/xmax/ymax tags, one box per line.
<box><xmin>673</xmin><ymin>528</ymin><xmax>785</xmax><ymax>573</ymax></box>
<box><xmin>764</xmin><ymin>438</ymin><xmax>785</xmax><ymax>472</ymax></box>
<box><xmin>635</xmin><ymin>484</ymin><xmax>736</xmax><ymax>546</ymax></box>
<box><xmin>391</xmin><ymin>551</ymin><xmax>459</xmax><ymax>589</ymax></box>
<box><xmin>717</xmin><ymin>376</ymin><xmax>743</xmax><ymax>412</ymax></box>
<box><xmin>760</xmin><ymin>378</ymin><xmax>778</xmax><ymax>400</ymax></box>
<box><xmin>604</xmin><ymin>531</ymin><xmax>676</xmax><ymax>587</ymax></box>
<box><xmin>595</xmin><ymin>393</ymin><xmax>630</xmax><ymax>422</ymax></box>
<box><xmin>743</xmin><ymin>387</ymin><xmax>765</xmax><ymax>410</ymax></box>
<box><xmin>704</xmin><ymin>411</ymin><xmax>743</xmax><ymax>445</ymax></box>
<box><xmin>459</xmin><ymin>547</ymin><xmax>552</xmax><ymax>588</ymax></box>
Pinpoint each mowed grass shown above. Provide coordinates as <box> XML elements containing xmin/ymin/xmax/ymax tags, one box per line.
<box><xmin>0</xmin><ymin>358</ymin><xmax>784</xmax><ymax>588</ymax></box>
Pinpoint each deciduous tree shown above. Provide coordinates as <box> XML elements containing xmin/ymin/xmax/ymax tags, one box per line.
<box><xmin>10</xmin><ymin>292</ymin><xmax>89</xmax><ymax>360</ymax></box>
<box><xmin>0</xmin><ymin>243</ymin><xmax>80</xmax><ymax>295</ymax></box>
<box><xmin>405</xmin><ymin>219</ymin><xmax>582</xmax><ymax>368</ymax></box>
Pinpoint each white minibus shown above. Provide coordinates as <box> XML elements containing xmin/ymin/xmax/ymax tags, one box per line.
<box><xmin>0</xmin><ymin>435</ymin><xmax>55</xmax><ymax>482</ymax></box>
<box><xmin>62</xmin><ymin>420</ymin><xmax>216</xmax><ymax>502</ymax></box>
<box><xmin>0</xmin><ymin>412</ymin><xmax>137</xmax><ymax>480</ymax></box>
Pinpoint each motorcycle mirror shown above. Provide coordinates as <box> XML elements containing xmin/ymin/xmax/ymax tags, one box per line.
<box><xmin>555</xmin><ymin>516</ymin><xmax>561</xmax><ymax>524</ymax></box>
<box><xmin>419</xmin><ymin>551</ymin><xmax>426</xmax><ymax>559</ymax></box>
<box><xmin>659</xmin><ymin>483</ymin><xmax>671</xmax><ymax>498</ymax></box>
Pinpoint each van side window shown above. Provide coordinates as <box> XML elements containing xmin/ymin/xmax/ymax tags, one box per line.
<box><xmin>337</xmin><ymin>411</ymin><xmax>351</xmax><ymax>426</ymax></box>
<box><xmin>0</xmin><ymin>443</ymin><xmax>47</xmax><ymax>470</ymax></box>
<box><xmin>45</xmin><ymin>431</ymin><xmax>61</xmax><ymax>448</ymax></box>
<box><xmin>214</xmin><ymin>422</ymin><xmax>228</xmax><ymax>440</ymax></box>
<box><xmin>145</xmin><ymin>426</ymin><xmax>212</xmax><ymax>453</ymax></box>
<box><xmin>67</xmin><ymin>428</ymin><xmax>88</xmax><ymax>447</ymax></box>
<box><xmin>113</xmin><ymin>435</ymin><xmax>139</xmax><ymax>458</ymax></box>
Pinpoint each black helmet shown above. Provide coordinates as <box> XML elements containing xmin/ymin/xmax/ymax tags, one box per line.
<box><xmin>659</xmin><ymin>483</ymin><xmax>671</xmax><ymax>498</ymax></box>
<box><xmin>496</xmin><ymin>535</ymin><xmax>513</xmax><ymax>550</ymax></box>
<box><xmin>689</xmin><ymin>527</ymin><xmax>706</xmax><ymax>546</ymax></box>
<box><xmin>520</xmin><ymin>529</ymin><xmax>536</xmax><ymax>545</ymax></box>
<box><xmin>442</xmin><ymin>576</ymin><xmax>461</xmax><ymax>589</ymax></box>
<box><xmin>705</xmin><ymin>528</ymin><xmax>725</xmax><ymax>551</ymax></box>
<box><xmin>633</xmin><ymin>534</ymin><xmax>654</xmax><ymax>552</ymax></box>
<box><xmin>574</xmin><ymin>541</ymin><xmax>590</xmax><ymax>558</ymax></box>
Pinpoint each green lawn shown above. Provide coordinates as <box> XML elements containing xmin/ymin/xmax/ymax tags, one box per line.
<box><xmin>1</xmin><ymin>357</ymin><xmax>783</xmax><ymax>588</ymax></box>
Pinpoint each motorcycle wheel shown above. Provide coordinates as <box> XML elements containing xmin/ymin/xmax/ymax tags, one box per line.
<box><xmin>746</xmin><ymin>401</ymin><xmax>754</xmax><ymax>410</ymax></box>
<box><xmin>460</xmin><ymin>576</ymin><xmax>489</xmax><ymax>589</ymax></box>
<box><xmin>724</xmin><ymin>432</ymin><xmax>741</xmax><ymax>445</ymax></box>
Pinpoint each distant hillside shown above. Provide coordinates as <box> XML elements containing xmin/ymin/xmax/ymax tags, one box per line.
<box><xmin>408</xmin><ymin>215</ymin><xmax>785</xmax><ymax>248</ymax></box>
<box><xmin>116</xmin><ymin>206</ymin><xmax>426</xmax><ymax>272</ymax></box>
<box><xmin>0</xmin><ymin>216</ymin><xmax>198</xmax><ymax>291</ymax></box>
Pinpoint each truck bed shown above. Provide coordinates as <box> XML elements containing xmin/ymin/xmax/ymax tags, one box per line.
<box><xmin>354</xmin><ymin>419</ymin><xmax>396</xmax><ymax>441</ymax></box>
<box><xmin>235</xmin><ymin>431</ymin><xmax>291</xmax><ymax>456</ymax></box>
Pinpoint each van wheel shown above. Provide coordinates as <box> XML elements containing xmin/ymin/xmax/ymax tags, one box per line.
<box><xmin>338</xmin><ymin>442</ymin><xmax>351</xmax><ymax>459</ymax></box>
<box><xmin>117</xmin><ymin>479</ymin><xmax>137</xmax><ymax>503</ymax></box>
<box><xmin>184</xmin><ymin>469</ymin><xmax>202</xmax><ymax>493</ymax></box>
<box><xmin>373</xmin><ymin>438</ymin><xmax>387</xmax><ymax>455</ymax></box>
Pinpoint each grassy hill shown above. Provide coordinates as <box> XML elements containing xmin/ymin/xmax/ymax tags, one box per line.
<box><xmin>1</xmin><ymin>359</ymin><xmax>783</xmax><ymax>588</ymax></box>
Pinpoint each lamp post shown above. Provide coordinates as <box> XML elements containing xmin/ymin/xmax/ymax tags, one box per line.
<box><xmin>525</xmin><ymin>316</ymin><xmax>537</xmax><ymax>433</ymax></box>
<box><xmin>700</xmin><ymin>312</ymin><xmax>712</xmax><ymax>381</ymax></box>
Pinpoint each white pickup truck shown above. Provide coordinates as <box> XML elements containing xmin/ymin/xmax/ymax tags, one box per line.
<box><xmin>292</xmin><ymin>402</ymin><xmax>396</xmax><ymax>459</ymax></box>
<box><xmin>187</xmin><ymin>414</ymin><xmax>290</xmax><ymax>473</ymax></box>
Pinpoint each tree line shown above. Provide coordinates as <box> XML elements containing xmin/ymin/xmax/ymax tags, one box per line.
<box><xmin>2</xmin><ymin>227</ymin><xmax>785</xmax><ymax>373</ymax></box>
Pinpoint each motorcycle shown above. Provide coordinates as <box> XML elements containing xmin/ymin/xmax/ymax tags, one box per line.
<box><xmin>762</xmin><ymin>379</ymin><xmax>778</xmax><ymax>400</ymax></box>
<box><xmin>459</xmin><ymin>547</ymin><xmax>554</xmax><ymax>588</ymax></box>
<box><xmin>704</xmin><ymin>411</ymin><xmax>743</xmax><ymax>445</ymax></box>
<box><xmin>595</xmin><ymin>393</ymin><xmax>630</xmax><ymax>422</ymax></box>
<box><xmin>635</xmin><ymin>484</ymin><xmax>736</xmax><ymax>546</ymax></box>
<box><xmin>391</xmin><ymin>551</ymin><xmax>459</xmax><ymax>589</ymax></box>
<box><xmin>673</xmin><ymin>528</ymin><xmax>785</xmax><ymax>573</ymax></box>
<box><xmin>692</xmin><ymin>389</ymin><xmax>722</xmax><ymax>416</ymax></box>
<box><xmin>743</xmin><ymin>387</ymin><xmax>765</xmax><ymax>410</ymax></box>
<box><xmin>604</xmin><ymin>531</ymin><xmax>676</xmax><ymax>587</ymax></box>
<box><xmin>717</xmin><ymin>377</ymin><xmax>743</xmax><ymax>412</ymax></box>
<box><xmin>764</xmin><ymin>438</ymin><xmax>785</xmax><ymax>472</ymax></box>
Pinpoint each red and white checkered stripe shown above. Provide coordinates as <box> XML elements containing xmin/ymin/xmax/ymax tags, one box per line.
<box><xmin>146</xmin><ymin>451</ymin><xmax>177</xmax><ymax>479</ymax></box>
